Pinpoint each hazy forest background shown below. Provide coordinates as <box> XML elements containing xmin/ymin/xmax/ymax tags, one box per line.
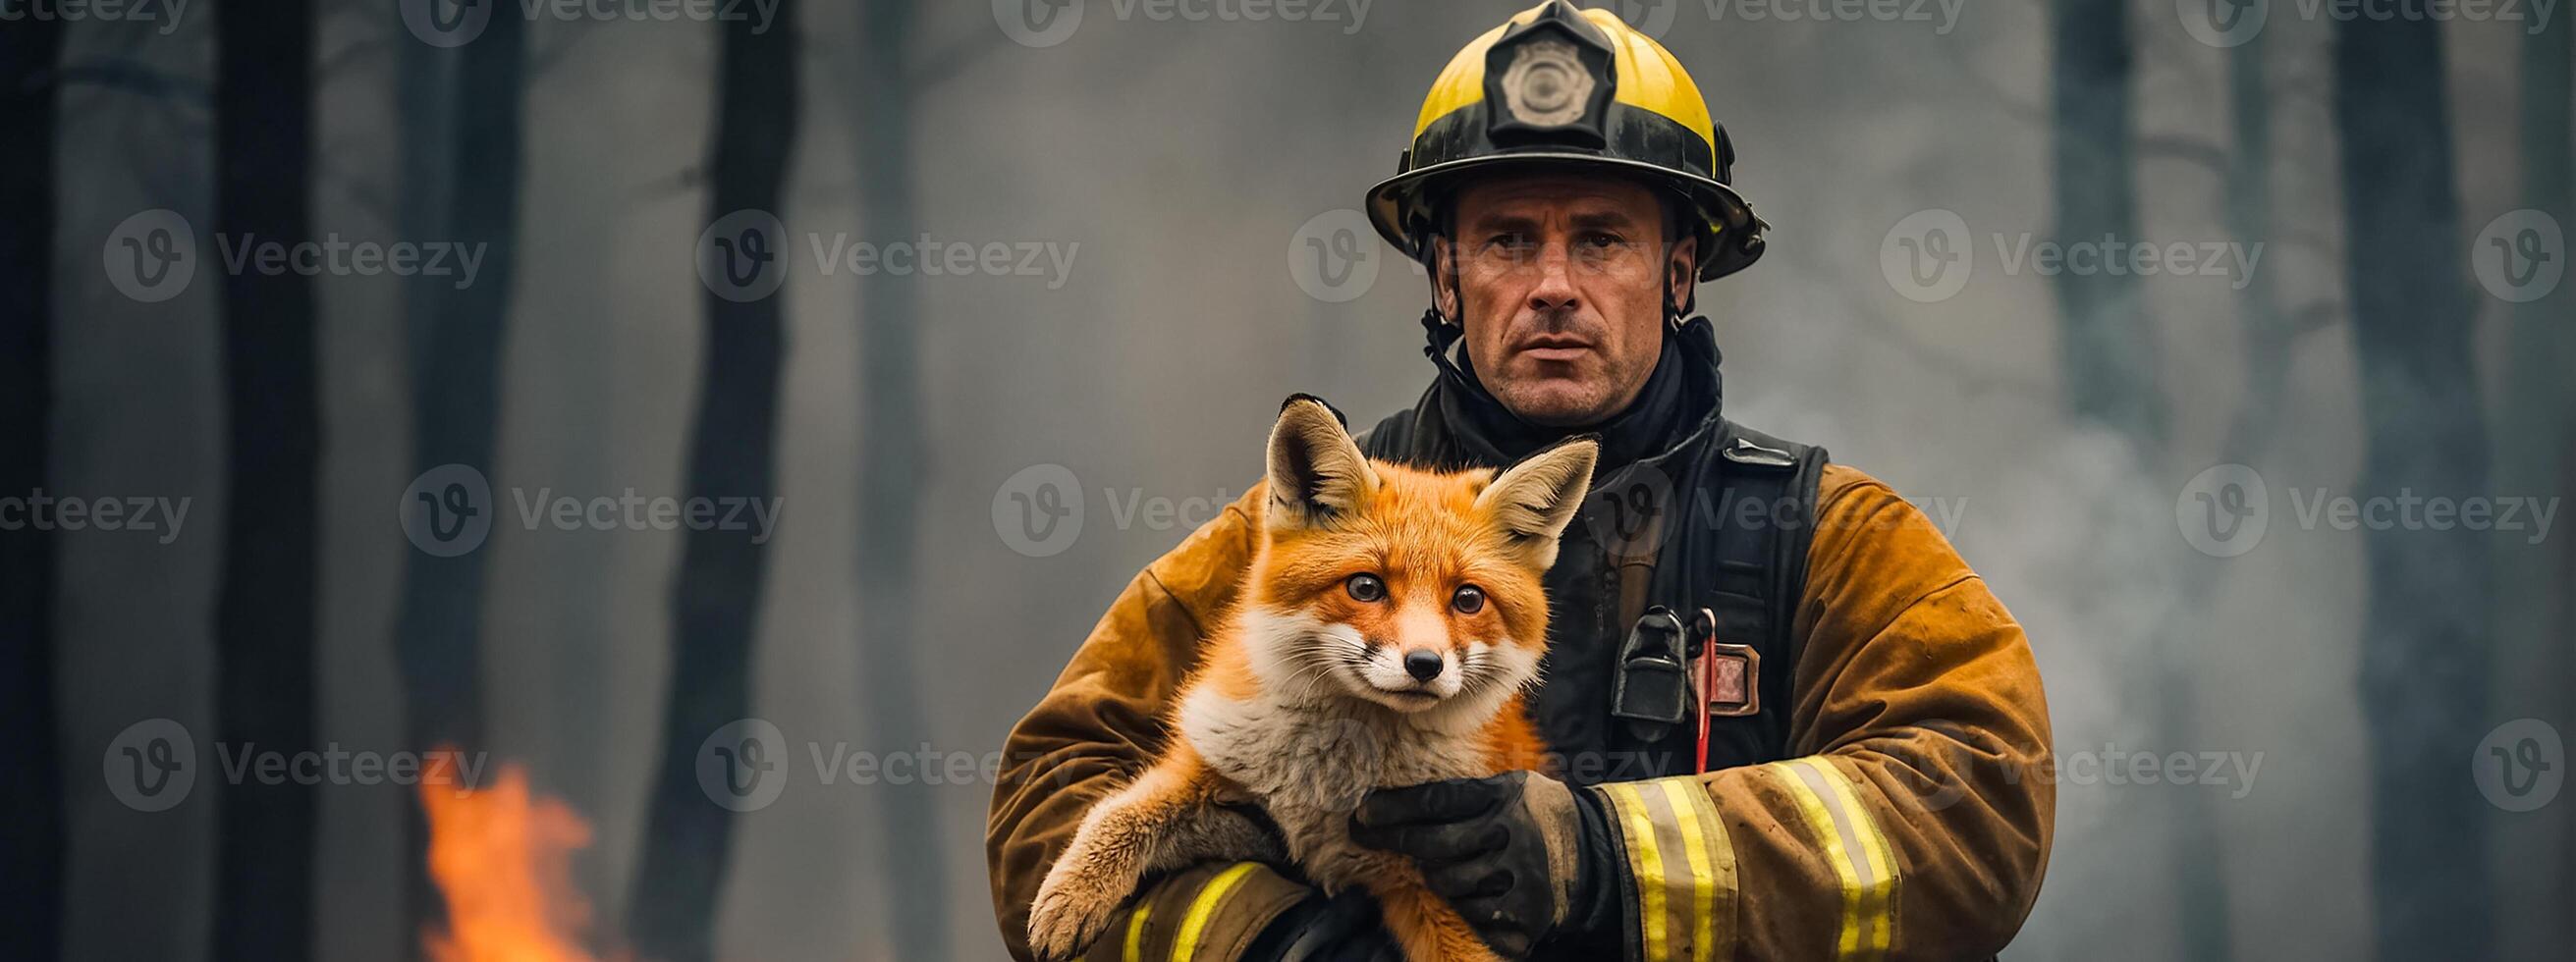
<box><xmin>2</xmin><ymin>0</ymin><xmax>2568</xmax><ymax>959</ymax></box>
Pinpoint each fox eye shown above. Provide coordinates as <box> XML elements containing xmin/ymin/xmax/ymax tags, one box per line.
<box><xmin>1452</xmin><ymin>585</ymin><xmax>1485</xmax><ymax>615</ymax></box>
<box><xmin>1345</xmin><ymin>573</ymin><xmax>1388</xmax><ymax>603</ymax></box>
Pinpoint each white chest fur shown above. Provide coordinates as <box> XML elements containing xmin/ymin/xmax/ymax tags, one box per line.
<box><xmin>1176</xmin><ymin>686</ymin><xmax>1491</xmax><ymax>888</ymax></box>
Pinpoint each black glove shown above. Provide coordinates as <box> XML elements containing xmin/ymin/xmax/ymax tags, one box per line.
<box><xmin>1243</xmin><ymin>889</ymin><xmax>1402</xmax><ymax>962</ymax></box>
<box><xmin>1347</xmin><ymin>772</ymin><xmax>1613</xmax><ymax>958</ymax></box>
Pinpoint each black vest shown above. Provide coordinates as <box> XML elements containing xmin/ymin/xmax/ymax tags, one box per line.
<box><xmin>1354</xmin><ymin>318</ymin><xmax>1828</xmax><ymax>782</ymax></box>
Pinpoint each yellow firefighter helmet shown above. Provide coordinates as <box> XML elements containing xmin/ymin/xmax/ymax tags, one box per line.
<box><xmin>1366</xmin><ymin>1</ymin><xmax>1768</xmax><ymax>282</ymax></box>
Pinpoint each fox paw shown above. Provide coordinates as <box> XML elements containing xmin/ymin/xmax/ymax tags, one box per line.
<box><xmin>1027</xmin><ymin>873</ymin><xmax>1123</xmax><ymax>962</ymax></box>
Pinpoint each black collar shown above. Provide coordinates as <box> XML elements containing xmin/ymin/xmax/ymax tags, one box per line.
<box><xmin>1414</xmin><ymin>311</ymin><xmax>1726</xmax><ymax>471</ymax></box>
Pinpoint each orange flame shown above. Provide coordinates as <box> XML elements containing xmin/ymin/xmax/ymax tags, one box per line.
<box><xmin>419</xmin><ymin>754</ymin><xmax>607</xmax><ymax>962</ymax></box>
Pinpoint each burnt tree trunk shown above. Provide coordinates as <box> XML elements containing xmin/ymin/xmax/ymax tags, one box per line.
<box><xmin>0</xmin><ymin>16</ymin><xmax>65</xmax><ymax>961</ymax></box>
<box><xmin>2332</xmin><ymin>13</ymin><xmax>2494</xmax><ymax>959</ymax></box>
<box><xmin>852</xmin><ymin>2</ymin><xmax>948</xmax><ymax>957</ymax></box>
<box><xmin>627</xmin><ymin>4</ymin><xmax>798</xmax><ymax>960</ymax></box>
<box><xmin>2048</xmin><ymin>0</ymin><xmax>2163</xmax><ymax>445</ymax></box>
<box><xmin>2503</xmin><ymin>7</ymin><xmax>2572</xmax><ymax>950</ymax></box>
<box><xmin>392</xmin><ymin>7</ymin><xmax>528</xmax><ymax>953</ymax></box>
<box><xmin>2051</xmin><ymin>0</ymin><xmax>2229</xmax><ymax>953</ymax></box>
<box><xmin>212</xmin><ymin>2</ymin><xmax>322</xmax><ymax>960</ymax></box>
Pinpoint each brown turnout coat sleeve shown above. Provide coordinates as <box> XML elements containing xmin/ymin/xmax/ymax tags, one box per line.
<box><xmin>987</xmin><ymin>487</ymin><xmax>1274</xmax><ymax>961</ymax></box>
<box><xmin>1586</xmin><ymin>464</ymin><xmax>2054</xmax><ymax>961</ymax></box>
<box><xmin>986</xmin><ymin>467</ymin><xmax>2055</xmax><ymax>961</ymax></box>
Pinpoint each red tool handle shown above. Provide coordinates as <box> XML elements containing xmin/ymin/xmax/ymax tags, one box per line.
<box><xmin>1694</xmin><ymin>608</ymin><xmax>1716</xmax><ymax>774</ymax></box>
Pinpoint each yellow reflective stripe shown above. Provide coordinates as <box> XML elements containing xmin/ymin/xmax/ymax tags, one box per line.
<box><xmin>1653</xmin><ymin>778</ymin><xmax>1723</xmax><ymax>962</ymax></box>
<box><xmin>1775</xmin><ymin>758</ymin><xmax>1897</xmax><ymax>961</ymax></box>
<box><xmin>1815</xmin><ymin>761</ymin><xmax>1900</xmax><ymax>955</ymax></box>
<box><xmin>1775</xmin><ymin>760</ymin><xmax>1864</xmax><ymax>958</ymax></box>
<box><xmin>1601</xmin><ymin>777</ymin><xmax>1738</xmax><ymax>962</ymax></box>
<box><xmin>1601</xmin><ymin>781</ymin><xmax>1673</xmax><ymax>962</ymax></box>
<box><xmin>1170</xmin><ymin>862</ymin><xmax>1259</xmax><ymax>962</ymax></box>
<box><xmin>1121</xmin><ymin>898</ymin><xmax>1152</xmax><ymax>962</ymax></box>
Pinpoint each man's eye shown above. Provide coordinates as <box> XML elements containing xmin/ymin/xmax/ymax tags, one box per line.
<box><xmin>1582</xmin><ymin>232</ymin><xmax>1626</xmax><ymax>248</ymax></box>
<box><xmin>1345</xmin><ymin>573</ymin><xmax>1388</xmax><ymax>602</ymax></box>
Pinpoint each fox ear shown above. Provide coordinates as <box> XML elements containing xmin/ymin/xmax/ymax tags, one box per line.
<box><xmin>1474</xmin><ymin>437</ymin><xmax>1599</xmax><ymax>566</ymax></box>
<box><xmin>1267</xmin><ymin>396</ymin><xmax>1377</xmax><ymax>529</ymax></box>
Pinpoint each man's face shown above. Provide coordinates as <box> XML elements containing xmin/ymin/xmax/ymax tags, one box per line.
<box><xmin>1436</xmin><ymin>173</ymin><xmax>1697</xmax><ymax>428</ymax></box>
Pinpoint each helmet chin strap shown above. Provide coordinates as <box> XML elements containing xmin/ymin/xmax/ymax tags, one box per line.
<box><xmin>1419</xmin><ymin>238</ymin><xmax>1472</xmax><ymax>387</ymax></box>
<box><xmin>1665</xmin><ymin>255</ymin><xmax>1692</xmax><ymax>330</ymax></box>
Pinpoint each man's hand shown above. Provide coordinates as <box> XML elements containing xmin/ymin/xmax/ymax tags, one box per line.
<box><xmin>1347</xmin><ymin>772</ymin><xmax>1606</xmax><ymax>957</ymax></box>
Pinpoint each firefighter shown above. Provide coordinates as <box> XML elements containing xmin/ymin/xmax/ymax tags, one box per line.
<box><xmin>987</xmin><ymin>3</ymin><xmax>2054</xmax><ymax>959</ymax></box>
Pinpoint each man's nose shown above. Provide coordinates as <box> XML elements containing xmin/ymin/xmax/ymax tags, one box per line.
<box><xmin>1527</xmin><ymin>245</ymin><xmax>1580</xmax><ymax>313</ymax></box>
<box><xmin>1403</xmin><ymin>649</ymin><xmax>1444</xmax><ymax>682</ymax></box>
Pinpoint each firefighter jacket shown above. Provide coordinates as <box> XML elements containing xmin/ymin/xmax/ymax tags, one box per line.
<box><xmin>987</xmin><ymin>319</ymin><xmax>2054</xmax><ymax>961</ymax></box>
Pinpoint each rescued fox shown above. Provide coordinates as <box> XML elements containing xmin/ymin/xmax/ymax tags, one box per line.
<box><xmin>1026</xmin><ymin>396</ymin><xmax>1598</xmax><ymax>962</ymax></box>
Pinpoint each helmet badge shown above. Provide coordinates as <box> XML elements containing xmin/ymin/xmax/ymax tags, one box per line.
<box><xmin>1499</xmin><ymin>38</ymin><xmax>1594</xmax><ymax>129</ymax></box>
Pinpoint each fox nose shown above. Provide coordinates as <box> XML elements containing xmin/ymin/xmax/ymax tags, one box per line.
<box><xmin>1403</xmin><ymin>649</ymin><xmax>1444</xmax><ymax>682</ymax></box>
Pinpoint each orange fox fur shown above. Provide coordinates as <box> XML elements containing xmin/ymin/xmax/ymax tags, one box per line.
<box><xmin>1027</xmin><ymin>397</ymin><xmax>1598</xmax><ymax>962</ymax></box>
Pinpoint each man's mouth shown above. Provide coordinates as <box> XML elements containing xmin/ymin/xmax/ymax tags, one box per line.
<box><xmin>1515</xmin><ymin>337</ymin><xmax>1593</xmax><ymax>363</ymax></box>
